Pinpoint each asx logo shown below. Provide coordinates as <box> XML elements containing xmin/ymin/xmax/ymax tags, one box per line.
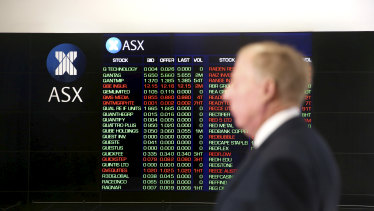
<box><xmin>46</xmin><ymin>43</ymin><xmax>85</xmax><ymax>103</ymax></box>
<box><xmin>54</xmin><ymin>51</ymin><xmax>77</xmax><ymax>75</ymax></box>
<box><xmin>46</xmin><ymin>43</ymin><xmax>86</xmax><ymax>82</ymax></box>
<box><xmin>106</xmin><ymin>37</ymin><xmax>144</xmax><ymax>54</ymax></box>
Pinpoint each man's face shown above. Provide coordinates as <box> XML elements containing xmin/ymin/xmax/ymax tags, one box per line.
<box><xmin>223</xmin><ymin>53</ymin><xmax>266</xmax><ymax>136</ymax></box>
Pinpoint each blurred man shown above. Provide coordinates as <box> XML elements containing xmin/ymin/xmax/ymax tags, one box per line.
<box><xmin>215</xmin><ymin>41</ymin><xmax>340</xmax><ymax>211</ymax></box>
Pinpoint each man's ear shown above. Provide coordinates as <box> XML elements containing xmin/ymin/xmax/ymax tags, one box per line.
<box><xmin>262</xmin><ymin>78</ymin><xmax>277</xmax><ymax>103</ymax></box>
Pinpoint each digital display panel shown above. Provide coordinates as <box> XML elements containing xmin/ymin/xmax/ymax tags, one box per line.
<box><xmin>98</xmin><ymin>33</ymin><xmax>312</xmax><ymax>191</ymax></box>
<box><xmin>4</xmin><ymin>32</ymin><xmax>374</xmax><ymax>209</ymax></box>
<box><xmin>0</xmin><ymin>33</ymin><xmax>312</xmax><ymax>206</ymax></box>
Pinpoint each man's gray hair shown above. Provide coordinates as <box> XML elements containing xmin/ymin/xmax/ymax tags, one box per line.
<box><xmin>238</xmin><ymin>41</ymin><xmax>312</xmax><ymax>105</ymax></box>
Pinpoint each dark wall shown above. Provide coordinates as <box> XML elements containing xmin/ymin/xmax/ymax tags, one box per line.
<box><xmin>312</xmin><ymin>32</ymin><xmax>374</xmax><ymax>206</ymax></box>
<box><xmin>1</xmin><ymin>32</ymin><xmax>374</xmax><ymax>210</ymax></box>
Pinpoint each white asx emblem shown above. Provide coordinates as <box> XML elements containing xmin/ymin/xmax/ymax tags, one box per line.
<box><xmin>55</xmin><ymin>51</ymin><xmax>77</xmax><ymax>75</ymax></box>
<box><xmin>108</xmin><ymin>39</ymin><xmax>119</xmax><ymax>51</ymax></box>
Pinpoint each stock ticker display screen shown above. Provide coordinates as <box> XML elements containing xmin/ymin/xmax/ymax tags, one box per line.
<box><xmin>0</xmin><ymin>33</ymin><xmax>312</xmax><ymax>202</ymax></box>
<box><xmin>99</xmin><ymin>33</ymin><xmax>312</xmax><ymax>192</ymax></box>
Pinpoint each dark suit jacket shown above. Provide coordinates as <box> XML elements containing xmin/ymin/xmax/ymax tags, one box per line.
<box><xmin>215</xmin><ymin>116</ymin><xmax>340</xmax><ymax>211</ymax></box>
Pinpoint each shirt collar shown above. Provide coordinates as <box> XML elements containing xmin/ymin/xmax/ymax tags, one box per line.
<box><xmin>253</xmin><ymin>106</ymin><xmax>301</xmax><ymax>149</ymax></box>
